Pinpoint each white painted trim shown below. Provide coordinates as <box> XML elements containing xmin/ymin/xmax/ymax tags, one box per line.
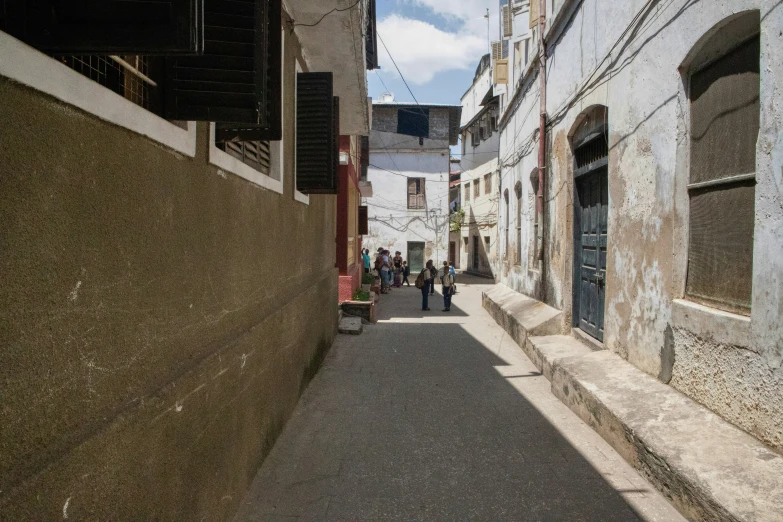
<box><xmin>208</xmin><ymin>124</ymin><xmax>284</xmax><ymax>194</ymax></box>
<box><xmin>0</xmin><ymin>31</ymin><xmax>196</xmax><ymax>157</ymax></box>
<box><xmin>293</xmin><ymin>59</ymin><xmax>310</xmax><ymax>205</ymax></box>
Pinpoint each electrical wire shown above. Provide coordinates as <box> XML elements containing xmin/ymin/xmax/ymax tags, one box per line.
<box><xmin>292</xmin><ymin>0</ymin><xmax>363</xmax><ymax>29</ymax></box>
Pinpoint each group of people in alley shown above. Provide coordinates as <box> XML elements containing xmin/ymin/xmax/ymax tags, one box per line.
<box><xmin>363</xmin><ymin>248</ymin><xmax>456</xmax><ymax>312</ymax></box>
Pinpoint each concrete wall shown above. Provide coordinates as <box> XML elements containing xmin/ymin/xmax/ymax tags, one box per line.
<box><xmin>0</xmin><ymin>29</ymin><xmax>339</xmax><ymax>519</ymax></box>
<box><xmin>497</xmin><ymin>0</ymin><xmax>783</xmax><ymax>451</ymax></box>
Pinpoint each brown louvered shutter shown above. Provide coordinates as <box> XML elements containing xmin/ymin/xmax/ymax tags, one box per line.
<box><xmin>502</xmin><ymin>5</ymin><xmax>513</xmax><ymax>38</ymax></box>
<box><xmin>358</xmin><ymin>206</ymin><xmax>369</xmax><ymax>235</ymax></box>
<box><xmin>3</xmin><ymin>0</ymin><xmax>204</xmax><ymax>54</ymax></box>
<box><xmin>165</xmin><ymin>0</ymin><xmax>282</xmax><ymax>137</ymax></box>
<box><xmin>296</xmin><ymin>72</ymin><xmax>338</xmax><ymax>194</ymax></box>
<box><xmin>408</xmin><ymin>178</ymin><xmax>417</xmax><ymax>208</ymax></box>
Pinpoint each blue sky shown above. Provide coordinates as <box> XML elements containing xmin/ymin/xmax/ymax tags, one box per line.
<box><xmin>369</xmin><ymin>0</ymin><xmax>500</xmax><ymax>107</ymax></box>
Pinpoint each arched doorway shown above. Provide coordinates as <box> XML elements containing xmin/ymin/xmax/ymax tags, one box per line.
<box><xmin>571</xmin><ymin>106</ymin><xmax>609</xmax><ymax>342</ymax></box>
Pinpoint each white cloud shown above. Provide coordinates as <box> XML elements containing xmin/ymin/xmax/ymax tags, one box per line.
<box><xmin>377</xmin><ymin>15</ymin><xmax>489</xmax><ymax>85</ymax></box>
<box><xmin>401</xmin><ymin>0</ymin><xmax>494</xmax><ymax>21</ymax></box>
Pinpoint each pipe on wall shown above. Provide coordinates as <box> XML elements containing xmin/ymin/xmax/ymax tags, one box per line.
<box><xmin>536</xmin><ymin>0</ymin><xmax>547</xmax><ymax>262</ymax></box>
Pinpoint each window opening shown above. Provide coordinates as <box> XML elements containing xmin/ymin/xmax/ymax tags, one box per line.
<box><xmin>685</xmin><ymin>32</ymin><xmax>759</xmax><ymax>314</ymax></box>
<box><xmin>484</xmin><ymin>173</ymin><xmax>492</xmax><ymax>194</ymax></box>
<box><xmin>515</xmin><ymin>182</ymin><xmax>522</xmax><ymax>265</ymax></box>
<box><xmin>473</xmin><ymin>179</ymin><xmax>480</xmax><ymax>198</ymax></box>
<box><xmin>217</xmin><ymin>140</ymin><xmax>271</xmax><ymax>175</ymax></box>
<box><xmin>464</xmin><ymin>183</ymin><xmax>471</xmax><ymax>203</ymax></box>
<box><xmin>408</xmin><ymin>177</ymin><xmax>426</xmax><ymax>209</ymax></box>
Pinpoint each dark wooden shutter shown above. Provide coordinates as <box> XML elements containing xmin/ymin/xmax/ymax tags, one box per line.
<box><xmin>296</xmin><ymin>73</ymin><xmax>338</xmax><ymax>194</ymax></box>
<box><xmin>358</xmin><ymin>205</ymin><xmax>369</xmax><ymax>235</ymax></box>
<box><xmin>165</xmin><ymin>0</ymin><xmax>282</xmax><ymax>137</ymax></box>
<box><xmin>360</xmin><ymin>136</ymin><xmax>370</xmax><ymax>167</ymax></box>
<box><xmin>364</xmin><ymin>0</ymin><xmax>378</xmax><ymax>70</ymax></box>
<box><xmin>3</xmin><ymin>0</ymin><xmax>203</xmax><ymax>54</ymax></box>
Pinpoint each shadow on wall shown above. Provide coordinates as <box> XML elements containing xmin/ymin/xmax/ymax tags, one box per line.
<box><xmin>467</xmin><ymin>206</ymin><xmax>496</xmax><ymax>279</ymax></box>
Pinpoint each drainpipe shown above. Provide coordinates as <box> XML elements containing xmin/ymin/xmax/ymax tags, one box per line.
<box><xmin>536</xmin><ymin>0</ymin><xmax>547</xmax><ymax>262</ymax></box>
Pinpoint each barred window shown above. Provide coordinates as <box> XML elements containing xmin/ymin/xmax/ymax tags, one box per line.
<box><xmin>473</xmin><ymin>179</ymin><xmax>480</xmax><ymax>198</ymax></box>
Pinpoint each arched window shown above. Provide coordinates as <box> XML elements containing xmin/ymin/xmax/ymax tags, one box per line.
<box><xmin>515</xmin><ymin>181</ymin><xmax>523</xmax><ymax>266</ymax></box>
<box><xmin>504</xmin><ymin>189</ymin><xmax>510</xmax><ymax>257</ymax></box>
<box><xmin>683</xmin><ymin>11</ymin><xmax>759</xmax><ymax>314</ymax></box>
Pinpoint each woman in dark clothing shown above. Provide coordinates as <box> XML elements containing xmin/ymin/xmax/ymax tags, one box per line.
<box><xmin>402</xmin><ymin>261</ymin><xmax>411</xmax><ymax>286</ymax></box>
<box><xmin>392</xmin><ymin>251</ymin><xmax>403</xmax><ymax>287</ymax></box>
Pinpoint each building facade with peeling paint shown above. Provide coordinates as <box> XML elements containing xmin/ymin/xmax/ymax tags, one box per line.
<box><xmin>364</xmin><ymin>100</ymin><xmax>461</xmax><ymax>272</ymax></box>
<box><xmin>456</xmin><ymin>55</ymin><xmax>501</xmax><ymax>278</ymax></box>
<box><xmin>492</xmin><ymin>0</ymin><xmax>783</xmax><ymax>452</ymax></box>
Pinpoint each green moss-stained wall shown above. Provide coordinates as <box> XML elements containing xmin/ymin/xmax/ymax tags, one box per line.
<box><xmin>0</xmin><ymin>35</ymin><xmax>337</xmax><ymax>519</ymax></box>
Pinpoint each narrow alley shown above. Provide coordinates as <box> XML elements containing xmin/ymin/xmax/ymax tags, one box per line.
<box><xmin>234</xmin><ymin>276</ymin><xmax>683</xmax><ymax>521</ymax></box>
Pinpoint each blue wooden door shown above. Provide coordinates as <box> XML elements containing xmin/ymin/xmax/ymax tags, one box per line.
<box><xmin>574</xmin><ymin>168</ymin><xmax>608</xmax><ymax>341</ymax></box>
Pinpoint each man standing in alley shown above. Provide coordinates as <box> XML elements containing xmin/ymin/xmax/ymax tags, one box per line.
<box><xmin>416</xmin><ymin>260</ymin><xmax>435</xmax><ymax>311</ymax></box>
<box><xmin>439</xmin><ymin>261</ymin><xmax>455</xmax><ymax>312</ymax></box>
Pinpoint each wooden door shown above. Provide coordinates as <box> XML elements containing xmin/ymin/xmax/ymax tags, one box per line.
<box><xmin>472</xmin><ymin>235</ymin><xmax>479</xmax><ymax>270</ymax></box>
<box><xmin>574</xmin><ymin>168</ymin><xmax>608</xmax><ymax>341</ymax></box>
<box><xmin>449</xmin><ymin>241</ymin><xmax>456</xmax><ymax>267</ymax></box>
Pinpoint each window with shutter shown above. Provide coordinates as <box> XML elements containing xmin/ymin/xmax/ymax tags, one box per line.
<box><xmin>502</xmin><ymin>5</ymin><xmax>513</xmax><ymax>37</ymax></box>
<box><xmin>494</xmin><ymin>59</ymin><xmax>509</xmax><ymax>85</ymax></box>
<box><xmin>407</xmin><ymin>177</ymin><xmax>425</xmax><ymax>209</ymax></box>
<box><xmin>464</xmin><ymin>183</ymin><xmax>470</xmax><ymax>203</ymax></box>
<box><xmin>397</xmin><ymin>108</ymin><xmax>429</xmax><ymax>138</ymax></box>
<box><xmin>473</xmin><ymin>179</ymin><xmax>480</xmax><ymax>198</ymax></box>
<box><xmin>685</xmin><ymin>33</ymin><xmax>759</xmax><ymax>315</ymax></box>
<box><xmin>296</xmin><ymin>72</ymin><xmax>338</xmax><ymax>194</ymax></box>
<box><xmin>3</xmin><ymin>0</ymin><xmax>204</xmax><ymax>54</ymax></box>
<box><xmin>491</xmin><ymin>41</ymin><xmax>502</xmax><ymax>61</ymax></box>
<box><xmin>218</xmin><ymin>139</ymin><xmax>271</xmax><ymax>175</ymax></box>
<box><xmin>484</xmin><ymin>173</ymin><xmax>492</xmax><ymax>194</ymax></box>
<box><xmin>364</xmin><ymin>0</ymin><xmax>378</xmax><ymax>70</ymax></box>
<box><xmin>165</xmin><ymin>0</ymin><xmax>282</xmax><ymax>138</ymax></box>
<box><xmin>358</xmin><ymin>205</ymin><xmax>369</xmax><ymax>235</ymax></box>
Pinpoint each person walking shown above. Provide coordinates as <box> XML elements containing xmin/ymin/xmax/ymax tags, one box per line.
<box><xmin>449</xmin><ymin>261</ymin><xmax>457</xmax><ymax>294</ymax></box>
<box><xmin>381</xmin><ymin>250</ymin><xmax>393</xmax><ymax>292</ymax></box>
<box><xmin>362</xmin><ymin>249</ymin><xmax>371</xmax><ymax>274</ymax></box>
<box><xmin>416</xmin><ymin>260</ymin><xmax>435</xmax><ymax>311</ymax></box>
<box><xmin>439</xmin><ymin>261</ymin><xmax>455</xmax><ymax>311</ymax></box>
<box><xmin>402</xmin><ymin>261</ymin><xmax>410</xmax><ymax>286</ymax></box>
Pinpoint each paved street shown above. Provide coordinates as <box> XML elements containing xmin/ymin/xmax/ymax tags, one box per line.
<box><xmin>234</xmin><ymin>275</ymin><xmax>685</xmax><ymax>521</ymax></box>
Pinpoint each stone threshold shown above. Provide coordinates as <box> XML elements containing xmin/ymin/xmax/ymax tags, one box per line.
<box><xmin>482</xmin><ymin>283</ymin><xmax>783</xmax><ymax>522</ymax></box>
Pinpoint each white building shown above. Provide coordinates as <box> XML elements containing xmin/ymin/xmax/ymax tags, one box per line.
<box><xmin>365</xmin><ymin>99</ymin><xmax>461</xmax><ymax>272</ymax></box>
<box><xmin>490</xmin><ymin>0</ymin><xmax>783</xmax><ymax>454</ymax></box>
<box><xmin>454</xmin><ymin>54</ymin><xmax>501</xmax><ymax>277</ymax></box>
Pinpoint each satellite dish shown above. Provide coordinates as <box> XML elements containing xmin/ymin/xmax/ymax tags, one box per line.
<box><xmin>380</xmin><ymin>92</ymin><xmax>395</xmax><ymax>102</ymax></box>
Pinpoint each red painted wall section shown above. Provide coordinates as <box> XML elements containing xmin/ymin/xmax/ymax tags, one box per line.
<box><xmin>337</xmin><ymin>135</ymin><xmax>363</xmax><ymax>303</ymax></box>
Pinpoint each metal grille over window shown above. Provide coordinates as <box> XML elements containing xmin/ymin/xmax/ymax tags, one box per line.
<box><xmin>685</xmin><ymin>34</ymin><xmax>759</xmax><ymax>314</ymax></box>
<box><xmin>59</xmin><ymin>55</ymin><xmax>158</xmax><ymax>112</ymax></box>
<box><xmin>219</xmin><ymin>140</ymin><xmax>271</xmax><ymax>175</ymax></box>
<box><xmin>407</xmin><ymin>178</ymin><xmax>426</xmax><ymax>209</ymax></box>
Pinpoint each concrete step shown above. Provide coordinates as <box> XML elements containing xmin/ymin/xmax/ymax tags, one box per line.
<box><xmin>481</xmin><ymin>284</ymin><xmax>564</xmax><ymax>347</ymax></box>
<box><xmin>483</xmin><ymin>289</ymin><xmax>783</xmax><ymax>522</ymax></box>
<box><xmin>337</xmin><ymin>317</ymin><xmax>362</xmax><ymax>335</ymax></box>
<box><xmin>551</xmin><ymin>350</ymin><xmax>783</xmax><ymax>522</ymax></box>
<box><xmin>526</xmin><ymin>335</ymin><xmax>593</xmax><ymax>381</ymax></box>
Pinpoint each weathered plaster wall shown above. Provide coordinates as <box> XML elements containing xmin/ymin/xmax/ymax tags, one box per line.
<box><xmin>0</xmin><ymin>29</ymin><xmax>338</xmax><ymax>518</ymax></box>
<box><xmin>497</xmin><ymin>0</ymin><xmax>783</xmax><ymax>451</ymax></box>
<box><xmin>365</xmin><ymin>142</ymin><xmax>450</xmax><ymax>267</ymax></box>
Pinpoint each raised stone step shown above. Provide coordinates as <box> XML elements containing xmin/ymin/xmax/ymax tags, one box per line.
<box><xmin>526</xmin><ymin>335</ymin><xmax>593</xmax><ymax>381</ymax></box>
<box><xmin>481</xmin><ymin>284</ymin><xmax>564</xmax><ymax>347</ymax></box>
<box><xmin>551</xmin><ymin>350</ymin><xmax>783</xmax><ymax>522</ymax></box>
<box><xmin>337</xmin><ymin>316</ymin><xmax>362</xmax><ymax>335</ymax></box>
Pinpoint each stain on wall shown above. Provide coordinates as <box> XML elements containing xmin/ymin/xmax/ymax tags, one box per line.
<box><xmin>0</xmin><ymin>32</ymin><xmax>338</xmax><ymax>518</ymax></box>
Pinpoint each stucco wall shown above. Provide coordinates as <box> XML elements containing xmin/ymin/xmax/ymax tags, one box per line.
<box><xmin>365</xmin><ymin>144</ymin><xmax>450</xmax><ymax>267</ymax></box>
<box><xmin>0</xmin><ymin>29</ymin><xmax>338</xmax><ymax>518</ymax></box>
<box><xmin>497</xmin><ymin>0</ymin><xmax>783</xmax><ymax>451</ymax></box>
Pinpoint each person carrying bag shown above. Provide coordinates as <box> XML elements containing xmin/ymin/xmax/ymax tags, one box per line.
<box><xmin>439</xmin><ymin>261</ymin><xmax>455</xmax><ymax>312</ymax></box>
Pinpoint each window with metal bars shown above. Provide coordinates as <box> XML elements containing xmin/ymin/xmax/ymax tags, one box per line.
<box><xmin>464</xmin><ymin>183</ymin><xmax>470</xmax><ymax>203</ymax></box>
<box><xmin>685</xmin><ymin>31</ymin><xmax>759</xmax><ymax>315</ymax></box>
<box><xmin>484</xmin><ymin>173</ymin><xmax>492</xmax><ymax>194</ymax></box>
<box><xmin>218</xmin><ymin>140</ymin><xmax>272</xmax><ymax>175</ymax></box>
<box><xmin>57</xmin><ymin>55</ymin><xmax>163</xmax><ymax>114</ymax></box>
<box><xmin>473</xmin><ymin>179</ymin><xmax>480</xmax><ymax>198</ymax></box>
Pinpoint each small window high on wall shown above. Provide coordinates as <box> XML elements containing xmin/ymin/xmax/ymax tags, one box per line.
<box><xmin>685</xmin><ymin>14</ymin><xmax>759</xmax><ymax>315</ymax></box>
